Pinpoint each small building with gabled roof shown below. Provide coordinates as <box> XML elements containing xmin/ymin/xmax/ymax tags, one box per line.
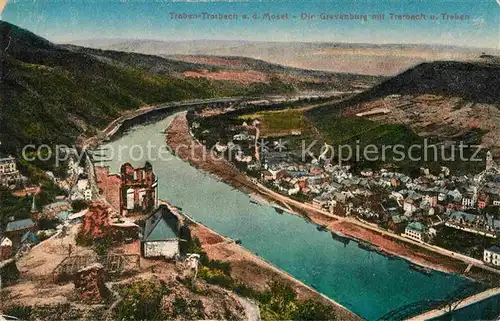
<box><xmin>5</xmin><ymin>218</ymin><xmax>36</xmax><ymax>234</ymax></box>
<box><xmin>483</xmin><ymin>245</ymin><xmax>500</xmax><ymax>267</ymax></box>
<box><xmin>0</xmin><ymin>236</ymin><xmax>13</xmax><ymax>261</ymax></box>
<box><xmin>141</xmin><ymin>205</ymin><xmax>180</xmax><ymax>259</ymax></box>
<box><xmin>20</xmin><ymin>230</ymin><xmax>40</xmax><ymax>247</ymax></box>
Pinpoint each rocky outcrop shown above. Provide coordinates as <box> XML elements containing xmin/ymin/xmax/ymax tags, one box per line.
<box><xmin>161</xmin><ymin>280</ymin><xmax>246</xmax><ymax>321</ymax></box>
<box><xmin>77</xmin><ymin>202</ymin><xmax>112</xmax><ymax>244</ymax></box>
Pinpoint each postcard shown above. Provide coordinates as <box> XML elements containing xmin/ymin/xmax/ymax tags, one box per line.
<box><xmin>0</xmin><ymin>0</ymin><xmax>499</xmax><ymax>320</ymax></box>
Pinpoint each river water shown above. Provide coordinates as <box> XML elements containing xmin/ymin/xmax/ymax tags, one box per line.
<box><xmin>97</xmin><ymin>114</ymin><xmax>476</xmax><ymax>321</ymax></box>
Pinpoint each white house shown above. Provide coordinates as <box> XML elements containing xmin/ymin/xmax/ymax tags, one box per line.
<box><xmin>77</xmin><ymin>179</ymin><xmax>89</xmax><ymax>191</ymax></box>
<box><xmin>235</xmin><ymin>152</ymin><xmax>252</xmax><ymax>163</ymax></box>
<box><xmin>214</xmin><ymin>142</ymin><xmax>228</xmax><ymax>153</ymax></box>
<box><xmin>403</xmin><ymin>222</ymin><xmax>428</xmax><ymax>242</ymax></box>
<box><xmin>74</xmin><ymin>178</ymin><xmax>92</xmax><ymax>201</ymax></box>
<box><xmin>233</xmin><ymin>133</ymin><xmax>249</xmax><ymax>141</ymax></box>
<box><xmin>483</xmin><ymin>246</ymin><xmax>500</xmax><ymax>267</ymax></box>
<box><xmin>0</xmin><ymin>236</ymin><xmax>13</xmax><ymax>261</ymax></box>
<box><xmin>462</xmin><ymin>195</ymin><xmax>476</xmax><ymax>208</ymax></box>
<box><xmin>141</xmin><ymin>205</ymin><xmax>180</xmax><ymax>259</ymax></box>
<box><xmin>83</xmin><ymin>189</ymin><xmax>93</xmax><ymax>201</ymax></box>
<box><xmin>1</xmin><ymin>237</ymin><xmax>13</xmax><ymax>247</ymax></box>
<box><xmin>288</xmin><ymin>185</ymin><xmax>300</xmax><ymax>196</ymax></box>
<box><xmin>360</xmin><ymin>169</ymin><xmax>374</xmax><ymax>177</ymax></box>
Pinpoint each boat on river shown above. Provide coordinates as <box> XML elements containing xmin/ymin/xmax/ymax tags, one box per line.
<box><xmin>316</xmin><ymin>224</ymin><xmax>328</xmax><ymax>232</ymax></box>
<box><xmin>330</xmin><ymin>232</ymin><xmax>350</xmax><ymax>247</ymax></box>
<box><xmin>357</xmin><ymin>241</ymin><xmax>377</xmax><ymax>252</ymax></box>
<box><xmin>274</xmin><ymin>207</ymin><xmax>284</xmax><ymax>214</ymax></box>
<box><xmin>409</xmin><ymin>263</ymin><xmax>432</xmax><ymax>276</ymax></box>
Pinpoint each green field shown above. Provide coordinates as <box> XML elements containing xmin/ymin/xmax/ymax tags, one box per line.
<box><xmin>238</xmin><ymin>109</ymin><xmax>313</xmax><ymax>137</ymax></box>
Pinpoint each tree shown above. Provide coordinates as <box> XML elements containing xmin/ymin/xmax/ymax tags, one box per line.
<box><xmin>71</xmin><ymin>199</ymin><xmax>89</xmax><ymax>212</ymax></box>
<box><xmin>259</xmin><ymin>281</ymin><xmax>336</xmax><ymax>321</ymax></box>
<box><xmin>116</xmin><ymin>278</ymin><xmax>169</xmax><ymax>320</ymax></box>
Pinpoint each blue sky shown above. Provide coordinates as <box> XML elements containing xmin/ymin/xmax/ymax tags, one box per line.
<box><xmin>1</xmin><ymin>0</ymin><xmax>499</xmax><ymax>48</ymax></box>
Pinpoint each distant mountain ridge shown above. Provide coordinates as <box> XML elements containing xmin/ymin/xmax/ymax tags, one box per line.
<box><xmin>311</xmin><ymin>60</ymin><xmax>500</xmax><ymax>107</ymax></box>
<box><xmin>71</xmin><ymin>39</ymin><xmax>494</xmax><ymax>76</ymax></box>
<box><xmin>0</xmin><ymin>21</ymin><xmax>248</xmax><ymax>153</ymax></box>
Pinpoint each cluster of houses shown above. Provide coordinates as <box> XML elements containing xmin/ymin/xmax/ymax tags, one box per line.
<box><xmin>197</xmin><ymin>115</ymin><xmax>500</xmax><ymax>268</ymax></box>
<box><xmin>0</xmin><ymin>192</ymin><xmax>83</xmax><ymax>262</ymax></box>
<box><xmin>212</xmin><ymin>126</ymin><xmax>500</xmax><ymax>266</ymax></box>
<box><xmin>0</xmin><ymin>154</ymin><xmax>25</xmax><ymax>188</ymax></box>
<box><xmin>70</xmin><ymin>176</ymin><xmax>93</xmax><ymax>201</ymax></box>
<box><xmin>199</xmin><ymin>113</ymin><xmax>500</xmax><ymax>270</ymax></box>
<box><xmin>258</xmin><ymin>149</ymin><xmax>500</xmax><ymax>266</ymax></box>
<box><xmin>1</xmin><ymin>196</ymin><xmax>44</xmax><ymax>260</ymax></box>
<box><xmin>0</xmin><ymin>151</ymin><xmax>85</xmax><ymax>262</ymax></box>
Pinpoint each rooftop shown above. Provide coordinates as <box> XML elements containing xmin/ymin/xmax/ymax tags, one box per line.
<box><xmin>486</xmin><ymin>245</ymin><xmax>500</xmax><ymax>254</ymax></box>
<box><xmin>406</xmin><ymin>221</ymin><xmax>428</xmax><ymax>233</ymax></box>
<box><xmin>143</xmin><ymin>205</ymin><xmax>179</xmax><ymax>242</ymax></box>
<box><xmin>0</xmin><ymin>155</ymin><xmax>15</xmax><ymax>164</ymax></box>
<box><xmin>21</xmin><ymin>230</ymin><xmax>40</xmax><ymax>244</ymax></box>
<box><xmin>5</xmin><ymin>218</ymin><xmax>36</xmax><ymax>232</ymax></box>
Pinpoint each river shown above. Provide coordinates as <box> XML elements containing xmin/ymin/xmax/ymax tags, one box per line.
<box><xmin>96</xmin><ymin>113</ymin><xmax>477</xmax><ymax>321</ymax></box>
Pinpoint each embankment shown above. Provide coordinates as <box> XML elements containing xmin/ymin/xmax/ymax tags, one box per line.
<box><xmin>162</xmin><ymin>201</ymin><xmax>363</xmax><ymax>321</ymax></box>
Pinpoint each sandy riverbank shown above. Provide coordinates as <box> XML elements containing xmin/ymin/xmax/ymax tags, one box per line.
<box><xmin>158</xmin><ymin>200</ymin><xmax>362</xmax><ymax>320</ymax></box>
<box><xmin>164</xmin><ymin>113</ymin><xmax>482</xmax><ymax>277</ymax></box>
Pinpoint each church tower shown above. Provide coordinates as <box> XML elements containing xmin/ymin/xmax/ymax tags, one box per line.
<box><xmin>30</xmin><ymin>193</ymin><xmax>40</xmax><ymax>220</ymax></box>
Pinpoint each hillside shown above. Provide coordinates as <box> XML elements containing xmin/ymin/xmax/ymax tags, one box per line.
<box><xmin>0</xmin><ymin>21</ymin><xmax>232</xmax><ymax>153</ymax></box>
<box><xmin>310</xmin><ymin>61</ymin><xmax>500</xmax><ymax>106</ymax></box>
<box><xmin>64</xmin><ymin>46</ymin><xmax>382</xmax><ymax>91</ymax></box>
<box><xmin>306</xmin><ymin>60</ymin><xmax>500</xmax><ymax>171</ymax></box>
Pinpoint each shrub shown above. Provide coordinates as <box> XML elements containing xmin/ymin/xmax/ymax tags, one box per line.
<box><xmin>71</xmin><ymin>199</ymin><xmax>90</xmax><ymax>212</ymax></box>
<box><xmin>198</xmin><ymin>266</ymin><xmax>233</xmax><ymax>287</ymax></box>
<box><xmin>172</xmin><ymin>297</ymin><xmax>204</xmax><ymax>319</ymax></box>
<box><xmin>293</xmin><ymin>299</ymin><xmax>336</xmax><ymax>321</ymax></box>
<box><xmin>5</xmin><ymin>305</ymin><xmax>32</xmax><ymax>320</ymax></box>
<box><xmin>258</xmin><ymin>281</ymin><xmax>336</xmax><ymax>321</ymax></box>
